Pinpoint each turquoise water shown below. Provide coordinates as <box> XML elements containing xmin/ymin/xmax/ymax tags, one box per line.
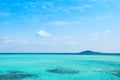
<box><xmin>0</xmin><ymin>55</ymin><xmax>120</xmax><ymax>80</ymax></box>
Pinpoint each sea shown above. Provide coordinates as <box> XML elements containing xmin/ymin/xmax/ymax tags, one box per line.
<box><xmin>0</xmin><ymin>54</ymin><xmax>120</xmax><ymax>80</ymax></box>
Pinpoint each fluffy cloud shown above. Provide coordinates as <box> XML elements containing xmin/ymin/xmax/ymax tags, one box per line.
<box><xmin>37</xmin><ymin>30</ymin><xmax>51</xmax><ymax>37</ymax></box>
<box><xmin>104</xmin><ymin>30</ymin><xmax>111</xmax><ymax>34</ymax></box>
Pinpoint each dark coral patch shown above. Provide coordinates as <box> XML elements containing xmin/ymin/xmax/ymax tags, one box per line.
<box><xmin>47</xmin><ymin>68</ymin><xmax>79</xmax><ymax>74</ymax></box>
<box><xmin>110</xmin><ymin>71</ymin><xmax>120</xmax><ymax>77</ymax></box>
<box><xmin>0</xmin><ymin>71</ymin><xmax>37</xmax><ymax>80</ymax></box>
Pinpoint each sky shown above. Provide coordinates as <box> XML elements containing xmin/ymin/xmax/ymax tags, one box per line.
<box><xmin>0</xmin><ymin>0</ymin><xmax>120</xmax><ymax>53</ymax></box>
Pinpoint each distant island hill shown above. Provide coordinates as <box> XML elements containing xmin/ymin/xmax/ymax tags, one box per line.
<box><xmin>0</xmin><ymin>50</ymin><xmax>120</xmax><ymax>55</ymax></box>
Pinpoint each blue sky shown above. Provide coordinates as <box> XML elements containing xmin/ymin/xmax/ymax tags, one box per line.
<box><xmin>0</xmin><ymin>0</ymin><xmax>120</xmax><ymax>53</ymax></box>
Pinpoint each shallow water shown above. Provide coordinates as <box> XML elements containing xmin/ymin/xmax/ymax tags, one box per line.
<box><xmin>0</xmin><ymin>55</ymin><xmax>120</xmax><ymax>80</ymax></box>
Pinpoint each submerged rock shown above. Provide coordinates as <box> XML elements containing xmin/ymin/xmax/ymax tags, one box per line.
<box><xmin>0</xmin><ymin>71</ymin><xmax>37</xmax><ymax>80</ymax></box>
<box><xmin>110</xmin><ymin>71</ymin><xmax>120</xmax><ymax>77</ymax></box>
<box><xmin>47</xmin><ymin>68</ymin><xmax>79</xmax><ymax>74</ymax></box>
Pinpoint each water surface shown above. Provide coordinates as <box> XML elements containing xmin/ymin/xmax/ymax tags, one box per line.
<box><xmin>0</xmin><ymin>55</ymin><xmax>120</xmax><ymax>80</ymax></box>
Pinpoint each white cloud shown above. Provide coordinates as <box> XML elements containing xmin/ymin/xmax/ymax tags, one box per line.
<box><xmin>16</xmin><ymin>40</ymin><xmax>29</xmax><ymax>44</ymax></box>
<box><xmin>88</xmin><ymin>15</ymin><xmax>112</xmax><ymax>22</ymax></box>
<box><xmin>2</xmin><ymin>36</ymin><xmax>30</xmax><ymax>45</ymax></box>
<box><xmin>95</xmin><ymin>15</ymin><xmax>112</xmax><ymax>20</ymax></box>
<box><xmin>49</xmin><ymin>20</ymin><xmax>81</xmax><ymax>26</ymax></box>
<box><xmin>49</xmin><ymin>21</ymin><xmax>68</xmax><ymax>25</ymax></box>
<box><xmin>70</xmin><ymin>4</ymin><xmax>92</xmax><ymax>11</ymax></box>
<box><xmin>105</xmin><ymin>30</ymin><xmax>111</xmax><ymax>34</ymax></box>
<box><xmin>50</xmin><ymin>36</ymin><xmax>80</xmax><ymax>46</ymax></box>
<box><xmin>90</xmin><ymin>32</ymin><xmax>100</xmax><ymax>40</ymax></box>
<box><xmin>37</xmin><ymin>30</ymin><xmax>51</xmax><ymax>37</ymax></box>
<box><xmin>2</xmin><ymin>36</ymin><xmax>13</xmax><ymax>43</ymax></box>
<box><xmin>68</xmin><ymin>40</ymin><xmax>78</xmax><ymax>45</ymax></box>
<box><xmin>90</xmin><ymin>30</ymin><xmax>112</xmax><ymax>40</ymax></box>
<box><xmin>42</xmin><ymin>2</ymin><xmax>54</xmax><ymax>9</ymax></box>
<box><xmin>103</xmin><ymin>30</ymin><xmax>112</xmax><ymax>38</ymax></box>
<box><xmin>91</xmin><ymin>32</ymin><xmax>100</xmax><ymax>37</ymax></box>
<box><xmin>90</xmin><ymin>0</ymin><xmax>113</xmax><ymax>8</ymax></box>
